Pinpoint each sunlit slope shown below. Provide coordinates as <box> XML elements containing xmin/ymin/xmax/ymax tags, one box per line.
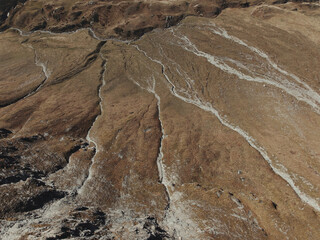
<box><xmin>0</xmin><ymin>2</ymin><xmax>319</xmax><ymax>240</ymax></box>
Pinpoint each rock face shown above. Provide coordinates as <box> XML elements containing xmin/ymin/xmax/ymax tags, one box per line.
<box><xmin>0</xmin><ymin>1</ymin><xmax>320</xmax><ymax>239</ymax></box>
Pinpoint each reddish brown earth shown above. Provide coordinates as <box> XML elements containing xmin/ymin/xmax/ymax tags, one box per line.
<box><xmin>0</xmin><ymin>0</ymin><xmax>320</xmax><ymax>239</ymax></box>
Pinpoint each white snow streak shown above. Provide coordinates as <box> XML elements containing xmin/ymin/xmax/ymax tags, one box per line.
<box><xmin>130</xmin><ymin>76</ymin><xmax>170</xmax><ymax>194</ymax></box>
<box><xmin>170</xmin><ymin>28</ymin><xmax>320</xmax><ymax>115</ymax></box>
<box><xmin>24</xmin><ymin>45</ymin><xmax>51</xmax><ymax>98</ymax></box>
<box><xmin>129</xmin><ymin>61</ymin><xmax>203</xmax><ymax>239</ymax></box>
<box><xmin>133</xmin><ymin>43</ymin><xmax>320</xmax><ymax>212</ymax></box>
<box><xmin>78</xmin><ymin>54</ymin><xmax>107</xmax><ymax>195</ymax></box>
<box><xmin>209</xmin><ymin>25</ymin><xmax>320</xmax><ymax>98</ymax></box>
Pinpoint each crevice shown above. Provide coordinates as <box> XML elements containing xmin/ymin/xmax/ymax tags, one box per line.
<box><xmin>129</xmin><ymin>77</ymin><xmax>171</xmax><ymax>215</ymax></box>
<box><xmin>0</xmin><ymin>81</ymin><xmax>42</xmax><ymax>108</ymax></box>
<box><xmin>137</xmin><ymin>103</ymin><xmax>152</xmax><ymax>130</ymax></box>
<box><xmin>155</xmin><ymin>90</ymin><xmax>171</xmax><ymax>211</ymax></box>
<box><xmin>77</xmin><ymin>55</ymin><xmax>107</xmax><ymax>195</ymax></box>
<box><xmin>63</xmin><ymin>143</ymin><xmax>86</xmax><ymax>164</ymax></box>
<box><xmin>49</xmin><ymin>40</ymin><xmax>106</xmax><ymax>86</ymax></box>
<box><xmin>0</xmin><ymin>46</ymin><xmax>49</xmax><ymax>108</ymax></box>
<box><xmin>272</xmin><ymin>201</ymin><xmax>278</xmax><ymax>210</ymax></box>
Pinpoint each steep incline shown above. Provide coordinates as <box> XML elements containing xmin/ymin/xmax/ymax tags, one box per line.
<box><xmin>0</xmin><ymin>1</ymin><xmax>320</xmax><ymax>239</ymax></box>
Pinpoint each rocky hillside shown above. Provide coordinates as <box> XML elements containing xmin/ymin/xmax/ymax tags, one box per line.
<box><xmin>0</xmin><ymin>0</ymin><xmax>301</xmax><ymax>38</ymax></box>
<box><xmin>0</xmin><ymin>0</ymin><xmax>320</xmax><ymax>239</ymax></box>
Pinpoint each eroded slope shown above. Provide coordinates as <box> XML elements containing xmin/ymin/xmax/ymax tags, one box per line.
<box><xmin>0</xmin><ymin>2</ymin><xmax>320</xmax><ymax>240</ymax></box>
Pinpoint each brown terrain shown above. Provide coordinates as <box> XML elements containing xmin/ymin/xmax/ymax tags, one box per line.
<box><xmin>0</xmin><ymin>0</ymin><xmax>320</xmax><ymax>239</ymax></box>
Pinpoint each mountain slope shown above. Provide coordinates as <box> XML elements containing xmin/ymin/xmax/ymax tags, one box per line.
<box><xmin>0</xmin><ymin>1</ymin><xmax>320</xmax><ymax>239</ymax></box>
